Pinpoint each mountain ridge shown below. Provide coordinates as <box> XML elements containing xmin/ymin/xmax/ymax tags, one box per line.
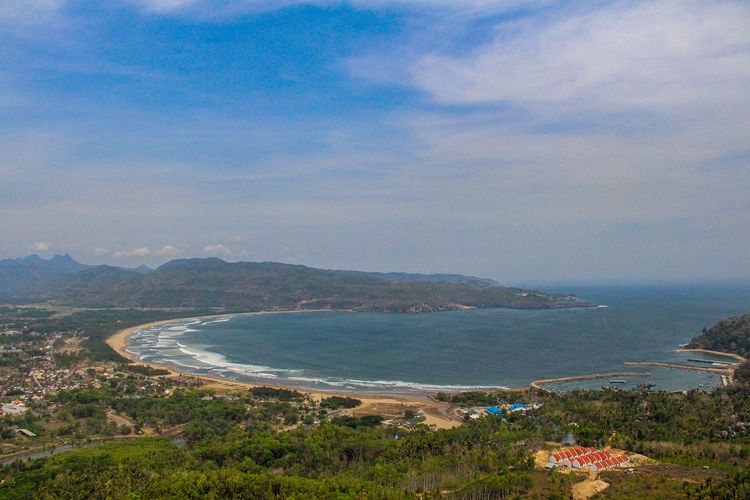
<box><xmin>2</xmin><ymin>255</ymin><xmax>592</xmax><ymax>312</ymax></box>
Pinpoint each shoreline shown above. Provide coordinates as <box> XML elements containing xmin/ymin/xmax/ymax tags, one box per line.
<box><xmin>106</xmin><ymin>313</ymin><xmax>745</xmax><ymax>420</ymax></box>
<box><xmin>675</xmin><ymin>348</ymin><xmax>747</xmax><ymax>363</ymax></box>
<box><xmin>106</xmin><ymin>311</ymin><xmax>465</xmax><ymax>429</ymax></box>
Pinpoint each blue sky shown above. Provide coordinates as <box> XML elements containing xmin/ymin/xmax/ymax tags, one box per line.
<box><xmin>2</xmin><ymin>0</ymin><xmax>749</xmax><ymax>283</ymax></box>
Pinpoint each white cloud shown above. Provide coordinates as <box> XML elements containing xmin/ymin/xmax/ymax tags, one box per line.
<box><xmin>2</xmin><ymin>0</ymin><xmax>748</xmax><ymax>281</ymax></box>
<box><xmin>113</xmin><ymin>246</ymin><xmax>151</xmax><ymax>259</ymax></box>
<box><xmin>202</xmin><ymin>244</ymin><xmax>232</xmax><ymax>257</ymax></box>
<box><xmin>93</xmin><ymin>247</ymin><xmax>109</xmax><ymax>256</ymax></box>
<box><xmin>2</xmin><ymin>0</ymin><xmax>549</xmax><ymax>19</ymax></box>
<box><xmin>153</xmin><ymin>244</ymin><xmax>185</xmax><ymax>257</ymax></box>
<box><xmin>30</xmin><ymin>241</ymin><xmax>51</xmax><ymax>252</ymax></box>
<box><xmin>130</xmin><ymin>0</ymin><xmax>196</xmax><ymax>13</ymax></box>
<box><xmin>406</xmin><ymin>1</ymin><xmax>750</xmax><ymax>111</ymax></box>
<box><xmin>128</xmin><ymin>0</ymin><xmax>548</xmax><ymax>15</ymax></box>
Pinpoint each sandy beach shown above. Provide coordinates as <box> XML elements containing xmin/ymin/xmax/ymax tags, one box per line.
<box><xmin>106</xmin><ymin>314</ymin><xmax>463</xmax><ymax>429</ymax></box>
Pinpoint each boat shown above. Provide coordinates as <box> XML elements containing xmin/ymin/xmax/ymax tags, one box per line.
<box><xmin>609</xmin><ymin>380</ymin><xmax>626</xmax><ymax>384</ymax></box>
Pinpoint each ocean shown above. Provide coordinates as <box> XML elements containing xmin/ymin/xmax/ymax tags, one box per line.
<box><xmin>126</xmin><ymin>284</ymin><xmax>750</xmax><ymax>393</ymax></box>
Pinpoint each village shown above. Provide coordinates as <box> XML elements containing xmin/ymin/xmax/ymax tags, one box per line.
<box><xmin>0</xmin><ymin>324</ymin><xmax>205</xmax><ymax>456</ymax></box>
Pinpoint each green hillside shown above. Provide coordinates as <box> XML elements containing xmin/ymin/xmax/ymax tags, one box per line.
<box><xmin>20</xmin><ymin>258</ymin><xmax>591</xmax><ymax>312</ymax></box>
<box><xmin>687</xmin><ymin>312</ymin><xmax>750</xmax><ymax>358</ymax></box>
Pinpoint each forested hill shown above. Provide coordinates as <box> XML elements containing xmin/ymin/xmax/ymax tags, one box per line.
<box><xmin>688</xmin><ymin>312</ymin><xmax>750</xmax><ymax>358</ymax></box>
<box><xmin>0</xmin><ymin>254</ymin><xmax>150</xmax><ymax>297</ymax></box>
<box><xmin>11</xmin><ymin>257</ymin><xmax>592</xmax><ymax>312</ymax></box>
<box><xmin>0</xmin><ymin>254</ymin><xmax>89</xmax><ymax>295</ymax></box>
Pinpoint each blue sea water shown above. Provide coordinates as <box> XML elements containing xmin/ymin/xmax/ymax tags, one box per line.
<box><xmin>126</xmin><ymin>285</ymin><xmax>750</xmax><ymax>393</ymax></box>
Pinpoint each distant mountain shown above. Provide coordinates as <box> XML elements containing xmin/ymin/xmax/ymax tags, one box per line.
<box><xmin>0</xmin><ymin>255</ymin><xmax>152</xmax><ymax>299</ymax></box>
<box><xmin>17</xmin><ymin>257</ymin><xmax>592</xmax><ymax>312</ymax></box>
<box><xmin>0</xmin><ymin>254</ymin><xmax>91</xmax><ymax>296</ymax></box>
<box><xmin>330</xmin><ymin>269</ymin><xmax>499</xmax><ymax>287</ymax></box>
<box><xmin>688</xmin><ymin>312</ymin><xmax>750</xmax><ymax>358</ymax></box>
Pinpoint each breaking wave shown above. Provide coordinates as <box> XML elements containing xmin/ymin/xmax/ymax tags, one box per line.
<box><xmin>126</xmin><ymin>316</ymin><xmax>506</xmax><ymax>393</ymax></box>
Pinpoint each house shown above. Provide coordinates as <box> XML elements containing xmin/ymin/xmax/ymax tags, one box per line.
<box><xmin>507</xmin><ymin>403</ymin><xmax>528</xmax><ymax>412</ymax></box>
<box><xmin>1</xmin><ymin>402</ymin><xmax>27</xmax><ymax>416</ymax></box>
<box><xmin>17</xmin><ymin>428</ymin><xmax>37</xmax><ymax>438</ymax></box>
<box><xmin>589</xmin><ymin>455</ymin><xmax>628</xmax><ymax>472</ymax></box>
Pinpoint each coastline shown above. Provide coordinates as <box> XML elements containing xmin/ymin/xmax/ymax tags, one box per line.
<box><xmin>106</xmin><ymin>313</ymin><xmax>746</xmax><ymax>424</ymax></box>
<box><xmin>675</xmin><ymin>348</ymin><xmax>747</xmax><ymax>363</ymax></box>
<box><xmin>106</xmin><ymin>312</ymin><xmax>464</xmax><ymax>429</ymax></box>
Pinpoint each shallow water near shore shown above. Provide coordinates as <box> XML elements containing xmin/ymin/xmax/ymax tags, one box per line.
<box><xmin>126</xmin><ymin>285</ymin><xmax>750</xmax><ymax>393</ymax></box>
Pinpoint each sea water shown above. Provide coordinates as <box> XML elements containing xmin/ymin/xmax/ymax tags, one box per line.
<box><xmin>126</xmin><ymin>284</ymin><xmax>750</xmax><ymax>393</ymax></box>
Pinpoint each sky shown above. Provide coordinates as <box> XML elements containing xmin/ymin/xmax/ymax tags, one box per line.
<box><xmin>1</xmin><ymin>0</ymin><xmax>749</xmax><ymax>284</ymax></box>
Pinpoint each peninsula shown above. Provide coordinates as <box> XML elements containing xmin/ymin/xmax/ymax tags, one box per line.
<box><xmin>2</xmin><ymin>255</ymin><xmax>593</xmax><ymax>312</ymax></box>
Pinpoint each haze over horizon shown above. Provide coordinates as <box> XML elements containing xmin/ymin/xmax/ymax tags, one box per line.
<box><xmin>2</xmin><ymin>0</ymin><xmax>750</xmax><ymax>283</ymax></box>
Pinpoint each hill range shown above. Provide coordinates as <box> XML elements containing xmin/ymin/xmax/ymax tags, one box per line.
<box><xmin>0</xmin><ymin>254</ymin><xmax>592</xmax><ymax>312</ymax></box>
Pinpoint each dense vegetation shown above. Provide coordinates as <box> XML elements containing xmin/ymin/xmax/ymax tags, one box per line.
<box><xmin>3</xmin><ymin>382</ymin><xmax>750</xmax><ymax>499</ymax></box>
<box><xmin>321</xmin><ymin>396</ymin><xmax>362</xmax><ymax>410</ymax></box>
<box><xmin>3</xmin><ymin>255</ymin><xmax>590</xmax><ymax>312</ymax></box>
<box><xmin>688</xmin><ymin>312</ymin><xmax>750</xmax><ymax>358</ymax></box>
<box><xmin>688</xmin><ymin>311</ymin><xmax>750</xmax><ymax>384</ymax></box>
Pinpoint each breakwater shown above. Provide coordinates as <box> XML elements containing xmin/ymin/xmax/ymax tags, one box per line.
<box><xmin>624</xmin><ymin>361</ymin><xmax>732</xmax><ymax>374</ymax></box>
<box><xmin>530</xmin><ymin>372</ymin><xmax>650</xmax><ymax>391</ymax></box>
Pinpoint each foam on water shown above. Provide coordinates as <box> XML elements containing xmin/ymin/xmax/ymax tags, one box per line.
<box><xmin>175</xmin><ymin>342</ymin><xmax>294</xmax><ymax>379</ymax></box>
<box><xmin>127</xmin><ymin>315</ymin><xmax>512</xmax><ymax>392</ymax></box>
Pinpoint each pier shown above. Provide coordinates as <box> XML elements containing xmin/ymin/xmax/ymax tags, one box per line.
<box><xmin>623</xmin><ymin>361</ymin><xmax>732</xmax><ymax>374</ymax></box>
<box><xmin>530</xmin><ymin>372</ymin><xmax>650</xmax><ymax>391</ymax></box>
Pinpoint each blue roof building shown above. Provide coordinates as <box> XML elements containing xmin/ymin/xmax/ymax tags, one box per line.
<box><xmin>508</xmin><ymin>403</ymin><xmax>528</xmax><ymax>412</ymax></box>
<box><xmin>486</xmin><ymin>406</ymin><xmax>503</xmax><ymax>415</ymax></box>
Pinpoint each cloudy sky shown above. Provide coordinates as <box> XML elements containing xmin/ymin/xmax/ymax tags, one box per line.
<box><xmin>2</xmin><ymin>0</ymin><xmax>749</xmax><ymax>283</ymax></box>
